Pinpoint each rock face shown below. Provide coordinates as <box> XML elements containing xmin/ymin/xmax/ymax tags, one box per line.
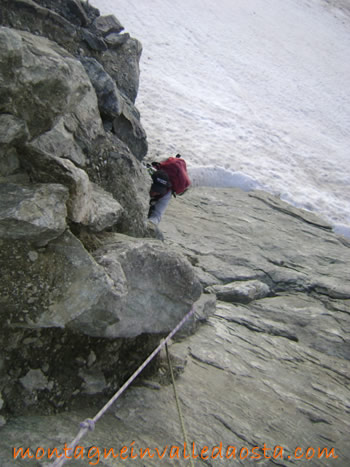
<box><xmin>0</xmin><ymin>182</ymin><xmax>68</xmax><ymax>244</ymax></box>
<box><xmin>0</xmin><ymin>187</ymin><xmax>349</xmax><ymax>466</ymax></box>
<box><xmin>0</xmin><ymin>1</ymin><xmax>349</xmax><ymax>465</ymax></box>
<box><xmin>162</xmin><ymin>188</ymin><xmax>350</xmax><ymax>362</ymax></box>
<box><xmin>0</xmin><ymin>0</ymin><xmax>201</xmax><ymax>425</ymax></box>
<box><xmin>0</xmin><ymin>0</ymin><xmax>147</xmax><ymax>167</ymax></box>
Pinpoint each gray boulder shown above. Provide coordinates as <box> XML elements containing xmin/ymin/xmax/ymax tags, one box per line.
<box><xmin>0</xmin><ymin>1</ymin><xmax>143</xmax><ymax>103</ymax></box>
<box><xmin>0</xmin><ymin>0</ymin><xmax>79</xmax><ymax>54</ymax></box>
<box><xmin>29</xmin><ymin>118</ymin><xmax>87</xmax><ymax>168</ymax></box>
<box><xmin>86</xmin><ymin>183</ymin><xmax>124</xmax><ymax>232</ymax></box>
<box><xmin>91</xmin><ymin>133</ymin><xmax>151</xmax><ymax>236</ymax></box>
<box><xmin>100</xmin><ymin>37</ymin><xmax>143</xmax><ymax>103</ymax></box>
<box><xmin>33</xmin><ymin>0</ymin><xmax>90</xmax><ymax>27</ymax></box>
<box><xmin>79</xmin><ymin>55</ymin><xmax>148</xmax><ymax>161</ymax></box>
<box><xmin>0</xmin><ymin>114</ymin><xmax>28</xmax><ymax>177</ymax></box>
<box><xmin>22</xmin><ymin>145</ymin><xmax>122</xmax><ymax>231</ymax></box>
<box><xmin>0</xmin><ymin>228</ymin><xmax>202</xmax><ymax>418</ymax></box>
<box><xmin>0</xmin><ymin>7</ymin><xmax>147</xmax><ymax>165</ymax></box>
<box><xmin>0</xmin><ymin>26</ymin><xmax>150</xmax><ymax>236</ymax></box>
<box><xmin>112</xmin><ymin>96</ymin><xmax>148</xmax><ymax>161</ymax></box>
<box><xmin>105</xmin><ymin>32</ymin><xmax>131</xmax><ymax>49</ymax></box>
<box><xmin>92</xmin><ymin>234</ymin><xmax>202</xmax><ymax>337</ymax></box>
<box><xmin>19</xmin><ymin>369</ymin><xmax>50</xmax><ymax>392</ymax></box>
<box><xmin>0</xmin><ymin>182</ymin><xmax>68</xmax><ymax>245</ymax></box>
<box><xmin>80</xmin><ymin>56</ymin><xmax>124</xmax><ymax>119</ymax></box>
<box><xmin>206</xmin><ymin>279</ymin><xmax>270</xmax><ymax>303</ymax></box>
<box><xmin>0</xmin><ymin>27</ymin><xmax>104</xmax><ymax>141</ymax></box>
<box><xmin>93</xmin><ymin>14</ymin><xmax>124</xmax><ymax>36</ymax></box>
<box><xmin>0</xmin><ymin>230</ymin><xmax>118</xmax><ymax>332</ymax></box>
<box><xmin>0</xmin><ymin>0</ymin><xmax>102</xmax><ymax>55</ymax></box>
<box><xmin>80</xmin><ymin>27</ymin><xmax>107</xmax><ymax>52</ymax></box>
<box><xmin>0</xmin><ymin>230</ymin><xmax>201</xmax><ymax>339</ymax></box>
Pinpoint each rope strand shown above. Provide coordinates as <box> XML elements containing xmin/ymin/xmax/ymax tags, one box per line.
<box><xmin>52</xmin><ymin>306</ymin><xmax>195</xmax><ymax>466</ymax></box>
<box><xmin>166</xmin><ymin>343</ymin><xmax>195</xmax><ymax>467</ymax></box>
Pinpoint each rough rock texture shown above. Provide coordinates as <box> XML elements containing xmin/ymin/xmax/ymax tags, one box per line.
<box><xmin>88</xmin><ymin>132</ymin><xmax>151</xmax><ymax>236</ymax></box>
<box><xmin>0</xmin><ymin>229</ymin><xmax>201</xmax><ymax>415</ymax></box>
<box><xmin>92</xmin><ymin>234</ymin><xmax>202</xmax><ymax>337</ymax></box>
<box><xmin>0</xmin><ymin>187</ymin><xmax>349</xmax><ymax>466</ymax></box>
<box><xmin>112</xmin><ymin>97</ymin><xmax>148</xmax><ymax>161</ymax></box>
<box><xmin>0</xmin><ymin>0</ymin><xmax>147</xmax><ymax>159</ymax></box>
<box><xmin>0</xmin><ymin>2</ymin><xmax>150</xmax><ymax>232</ymax></box>
<box><xmin>0</xmin><ymin>17</ymin><xmax>148</xmax><ymax>228</ymax></box>
<box><xmin>99</xmin><ymin>37</ymin><xmax>143</xmax><ymax>103</ymax></box>
<box><xmin>0</xmin><ymin>27</ymin><xmax>101</xmax><ymax>140</ymax></box>
<box><xmin>1</xmin><ymin>1</ymin><xmax>349</xmax><ymax>465</ymax></box>
<box><xmin>93</xmin><ymin>14</ymin><xmax>124</xmax><ymax>37</ymax></box>
<box><xmin>80</xmin><ymin>56</ymin><xmax>124</xmax><ymax>120</ymax></box>
<box><xmin>206</xmin><ymin>279</ymin><xmax>271</xmax><ymax>303</ymax></box>
<box><xmin>162</xmin><ymin>188</ymin><xmax>350</xmax><ymax>360</ymax></box>
<box><xmin>0</xmin><ymin>0</ymin><xmax>142</xmax><ymax>103</ymax></box>
<box><xmin>0</xmin><ymin>182</ymin><xmax>68</xmax><ymax>244</ymax></box>
<box><xmin>0</xmin><ymin>0</ymin><xmax>201</xmax><ymax>425</ymax></box>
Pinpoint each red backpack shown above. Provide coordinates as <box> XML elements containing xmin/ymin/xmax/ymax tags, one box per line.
<box><xmin>157</xmin><ymin>157</ymin><xmax>191</xmax><ymax>195</ymax></box>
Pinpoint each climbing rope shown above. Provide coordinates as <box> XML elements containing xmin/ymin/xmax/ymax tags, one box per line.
<box><xmin>166</xmin><ymin>343</ymin><xmax>195</xmax><ymax>467</ymax></box>
<box><xmin>52</xmin><ymin>306</ymin><xmax>196</xmax><ymax>467</ymax></box>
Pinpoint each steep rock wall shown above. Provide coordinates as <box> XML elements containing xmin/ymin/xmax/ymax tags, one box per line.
<box><xmin>0</xmin><ymin>0</ymin><xmax>203</xmax><ymax>423</ymax></box>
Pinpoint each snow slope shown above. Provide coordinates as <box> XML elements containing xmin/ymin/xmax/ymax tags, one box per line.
<box><xmin>93</xmin><ymin>0</ymin><xmax>350</xmax><ymax>236</ymax></box>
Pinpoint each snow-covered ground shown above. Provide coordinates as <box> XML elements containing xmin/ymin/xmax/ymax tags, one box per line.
<box><xmin>92</xmin><ymin>0</ymin><xmax>350</xmax><ymax>237</ymax></box>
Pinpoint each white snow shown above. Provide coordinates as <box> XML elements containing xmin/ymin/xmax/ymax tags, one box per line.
<box><xmin>92</xmin><ymin>0</ymin><xmax>350</xmax><ymax>236</ymax></box>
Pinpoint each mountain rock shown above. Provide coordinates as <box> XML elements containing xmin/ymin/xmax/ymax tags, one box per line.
<box><xmin>80</xmin><ymin>56</ymin><xmax>124</xmax><ymax>119</ymax></box>
<box><xmin>0</xmin><ymin>187</ymin><xmax>349</xmax><ymax>466</ymax></box>
<box><xmin>0</xmin><ymin>182</ymin><xmax>68</xmax><ymax>245</ymax></box>
<box><xmin>92</xmin><ymin>133</ymin><xmax>151</xmax><ymax>236</ymax></box>
<box><xmin>32</xmin><ymin>0</ymin><xmax>90</xmax><ymax>27</ymax></box>
<box><xmin>0</xmin><ymin>228</ymin><xmax>201</xmax><ymax>418</ymax></box>
<box><xmin>0</xmin><ymin>0</ymin><xmax>203</xmax><ymax>426</ymax></box>
<box><xmin>0</xmin><ymin>27</ymin><xmax>100</xmax><ymax>140</ymax></box>
<box><xmin>112</xmin><ymin>97</ymin><xmax>148</xmax><ymax>161</ymax></box>
<box><xmin>99</xmin><ymin>37</ymin><xmax>142</xmax><ymax>103</ymax></box>
<box><xmin>206</xmin><ymin>279</ymin><xmax>271</xmax><ymax>303</ymax></box>
<box><xmin>0</xmin><ymin>1</ymin><xmax>349</xmax><ymax>466</ymax></box>
<box><xmin>161</xmin><ymin>187</ymin><xmax>350</xmax><ymax>362</ymax></box>
<box><xmin>105</xmin><ymin>32</ymin><xmax>131</xmax><ymax>48</ymax></box>
<box><xmin>93</xmin><ymin>13</ymin><xmax>124</xmax><ymax>36</ymax></box>
<box><xmin>92</xmin><ymin>234</ymin><xmax>202</xmax><ymax>337</ymax></box>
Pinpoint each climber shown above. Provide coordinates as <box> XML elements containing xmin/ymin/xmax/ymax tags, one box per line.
<box><xmin>148</xmin><ymin>154</ymin><xmax>191</xmax><ymax>225</ymax></box>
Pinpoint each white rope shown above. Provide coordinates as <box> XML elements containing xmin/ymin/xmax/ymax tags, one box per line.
<box><xmin>51</xmin><ymin>306</ymin><xmax>195</xmax><ymax>466</ymax></box>
<box><xmin>166</xmin><ymin>344</ymin><xmax>195</xmax><ymax>467</ymax></box>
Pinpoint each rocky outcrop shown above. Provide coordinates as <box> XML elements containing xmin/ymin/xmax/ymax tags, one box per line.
<box><xmin>0</xmin><ymin>186</ymin><xmax>349</xmax><ymax>466</ymax></box>
<box><xmin>0</xmin><ymin>230</ymin><xmax>201</xmax><ymax>418</ymax></box>
<box><xmin>0</xmin><ymin>182</ymin><xmax>68</xmax><ymax>244</ymax></box>
<box><xmin>92</xmin><ymin>234</ymin><xmax>202</xmax><ymax>337</ymax></box>
<box><xmin>0</xmin><ymin>1</ymin><xmax>349</xmax><ymax>464</ymax></box>
<box><xmin>0</xmin><ymin>0</ymin><xmax>147</xmax><ymax>157</ymax></box>
<box><xmin>162</xmin><ymin>188</ymin><xmax>350</xmax><ymax>360</ymax></box>
<box><xmin>1</xmin><ymin>232</ymin><xmax>200</xmax><ymax>340</ymax></box>
<box><xmin>0</xmin><ymin>0</ymin><xmax>201</xmax><ymax>424</ymax></box>
<box><xmin>0</xmin><ymin>24</ymin><xmax>148</xmax><ymax>231</ymax></box>
<box><xmin>87</xmin><ymin>132</ymin><xmax>151</xmax><ymax>235</ymax></box>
